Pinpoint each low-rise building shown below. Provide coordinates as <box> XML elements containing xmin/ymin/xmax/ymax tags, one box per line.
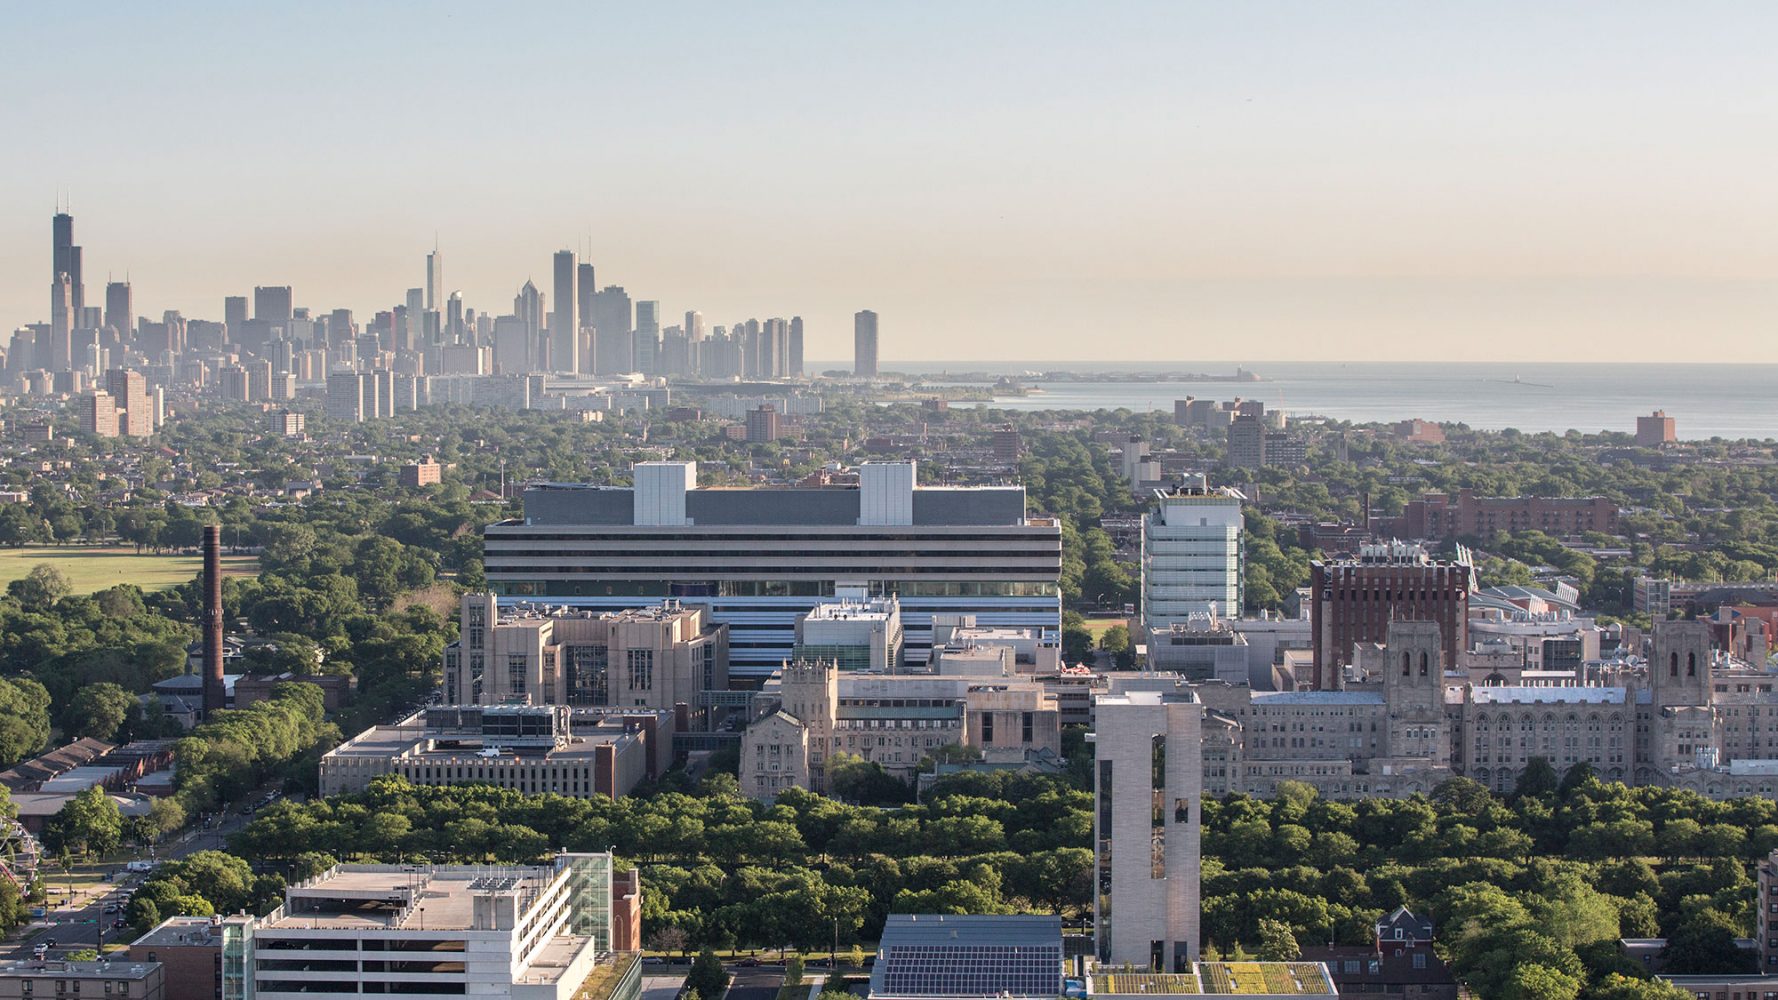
<box><xmin>795</xmin><ymin>598</ymin><xmax>903</xmax><ymax>673</ymax></box>
<box><xmin>868</xmin><ymin>915</ymin><xmax>1060</xmax><ymax>1000</ymax></box>
<box><xmin>1301</xmin><ymin>908</ymin><xmax>1457</xmax><ymax>1000</ymax></box>
<box><xmin>128</xmin><ymin>916</ymin><xmax>223</xmax><ymax>1000</ymax></box>
<box><xmin>320</xmin><ymin>705</ymin><xmax>670</xmax><ymax>799</ymax></box>
<box><xmin>215</xmin><ymin>854</ymin><xmax>639</xmax><ymax>1000</ymax></box>
<box><xmin>0</xmin><ymin>960</ymin><xmax>163</xmax><ymax>1000</ymax></box>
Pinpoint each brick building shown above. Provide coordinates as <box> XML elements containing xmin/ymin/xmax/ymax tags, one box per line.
<box><xmin>1310</xmin><ymin>542</ymin><xmax>1472</xmax><ymax>690</ymax></box>
<box><xmin>1384</xmin><ymin>489</ymin><xmax>1618</xmax><ymax>541</ymax></box>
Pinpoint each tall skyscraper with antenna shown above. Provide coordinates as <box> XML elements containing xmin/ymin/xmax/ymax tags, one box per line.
<box><xmin>425</xmin><ymin>246</ymin><xmax>444</xmax><ymax>313</ymax></box>
<box><xmin>52</xmin><ymin>208</ymin><xmax>85</xmax><ymax>317</ymax></box>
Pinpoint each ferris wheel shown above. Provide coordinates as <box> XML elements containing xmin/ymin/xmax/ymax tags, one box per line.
<box><xmin>0</xmin><ymin>818</ymin><xmax>42</xmax><ymax>892</ymax></box>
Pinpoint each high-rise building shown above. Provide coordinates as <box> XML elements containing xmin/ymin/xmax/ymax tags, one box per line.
<box><xmin>1226</xmin><ymin>415</ymin><xmax>1266</xmax><ymax>469</ymax></box>
<box><xmin>633</xmin><ymin>300</ymin><xmax>660</xmax><ymax>376</ymax></box>
<box><xmin>1310</xmin><ymin>541</ymin><xmax>1474</xmax><ymax>690</ymax></box>
<box><xmin>854</xmin><ymin>310</ymin><xmax>879</xmax><ymax>376</ymax></box>
<box><xmin>224</xmin><ymin>295</ymin><xmax>249</xmax><ymax>338</ymax></box>
<box><xmin>1092</xmin><ymin>689</ymin><xmax>1203</xmax><ymax>970</ymax></box>
<box><xmin>685</xmin><ymin>310</ymin><xmax>705</xmax><ymax>342</ymax></box>
<box><xmin>47</xmin><ymin>274</ymin><xmax>73</xmax><ymax>371</ymax></box>
<box><xmin>493</xmin><ymin>315</ymin><xmax>531</xmax><ymax>373</ymax></box>
<box><xmin>552</xmin><ymin>250</ymin><xmax>578</xmax><ymax>373</ymax></box>
<box><xmin>403</xmin><ymin>287</ymin><xmax>425</xmax><ymax>351</ymax></box>
<box><xmin>1637</xmin><ymin>410</ymin><xmax>1677</xmax><ymax>448</ymax></box>
<box><xmin>425</xmin><ymin>247</ymin><xmax>444</xmax><ymax>312</ymax></box>
<box><xmin>77</xmin><ymin>390</ymin><xmax>119</xmax><ymax>437</ymax></box>
<box><xmin>52</xmin><ymin>212</ymin><xmax>84</xmax><ymax>315</ymax></box>
<box><xmin>482</xmin><ymin>460</ymin><xmax>1061</xmax><ymax>679</ymax></box>
<box><xmin>515</xmin><ymin>280</ymin><xmax>545</xmax><ymax>368</ymax></box>
<box><xmin>745</xmin><ymin>404</ymin><xmax>782</xmax><ymax>443</ymax></box>
<box><xmin>577</xmin><ymin>263</ymin><xmax>597</xmax><ymax>371</ymax></box>
<box><xmin>325</xmin><ymin>371</ymin><xmax>367</xmax><ymax>422</ymax></box>
<box><xmin>592</xmin><ymin>286</ymin><xmax>633</xmax><ymax>374</ymax></box>
<box><xmin>1141</xmin><ymin>479</ymin><xmax>1246</xmax><ymax>630</ymax></box>
<box><xmin>254</xmin><ymin>286</ymin><xmax>293</xmax><ymax>323</ymax></box>
<box><xmin>106</xmin><ymin>368</ymin><xmax>153</xmax><ymax>436</ymax></box>
<box><xmin>789</xmin><ymin>316</ymin><xmax>804</xmax><ymax>376</ymax></box>
<box><xmin>104</xmin><ymin>281</ymin><xmax>132</xmax><ymax>339</ymax></box>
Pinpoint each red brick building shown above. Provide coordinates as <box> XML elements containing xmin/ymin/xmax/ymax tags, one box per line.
<box><xmin>1310</xmin><ymin>542</ymin><xmax>1473</xmax><ymax>690</ymax></box>
<box><xmin>1385</xmin><ymin>489</ymin><xmax>1617</xmax><ymax>540</ymax></box>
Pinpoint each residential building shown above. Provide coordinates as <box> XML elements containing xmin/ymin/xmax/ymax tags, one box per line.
<box><xmin>443</xmin><ymin>595</ymin><xmax>727</xmax><ymax>710</ymax></box>
<box><xmin>266</xmin><ymin>410</ymin><xmax>305</xmax><ymax>437</ymax></box>
<box><xmin>745</xmin><ymin>404</ymin><xmax>782</xmax><ymax>443</ymax></box>
<box><xmin>215</xmin><ymin>854</ymin><xmax>639</xmax><ymax>1000</ymax></box>
<box><xmin>1637</xmin><ymin>410</ymin><xmax>1677</xmax><ymax>448</ymax></box>
<box><xmin>399</xmin><ymin>456</ymin><xmax>442</xmax><ymax>487</ymax></box>
<box><xmin>1382</xmin><ymin>489</ymin><xmax>1618</xmax><ymax>540</ymax></box>
<box><xmin>992</xmin><ymin>427</ymin><xmax>1023</xmax><ymax>464</ymax></box>
<box><xmin>1760</xmin><ymin>849</ymin><xmax>1778</xmax><ymax>972</ymax></box>
<box><xmin>0</xmin><ymin>960</ymin><xmax>162</xmax><ymax>999</ymax></box>
<box><xmin>1227</xmin><ymin>415</ymin><xmax>1266</xmax><ymax>469</ymax></box>
<box><xmin>481</xmin><ymin>461</ymin><xmax>1061</xmax><ymax>680</ymax></box>
<box><xmin>1310</xmin><ymin>541</ymin><xmax>1473</xmax><ymax>690</ymax></box>
<box><xmin>854</xmin><ymin>310</ymin><xmax>879</xmax><ymax>376</ymax></box>
<box><xmin>1301</xmin><ymin>908</ymin><xmax>1458</xmax><ymax>1000</ymax></box>
<box><xmin>78</xmin><ymin>390</ymin><xmax>119</xmax><ymax>437</ymax></box>
<box><xmin>1141</xmin><ymin>479</ymin><xmax>1245</xmax><ymax>630</ymax></box>
<box><xmin>319</xmin><ymin>704</ymin><xmax>668</xmax><ymax>799</ymax></box>
<box><xmin>1091</xmin><ymin>689</ymin><xmax>1203</xmax><ymax>970</ymax></box>
<box><xmin>1635</xmin><ymin>577</ymin><xmax>1672</xmax><ymax>617</ymax></box>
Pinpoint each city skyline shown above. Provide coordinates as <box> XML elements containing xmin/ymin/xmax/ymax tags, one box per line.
<box><xmin>4</xmin><ymin>3</ymin><xmax>1778</xmax><ymax>362</ymax></box>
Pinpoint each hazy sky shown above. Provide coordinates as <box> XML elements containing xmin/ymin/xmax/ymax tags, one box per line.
<box><xmin>3</xmin><ymin>2</ymin><xmax>1776</xmax><ymax>364</ymax></box>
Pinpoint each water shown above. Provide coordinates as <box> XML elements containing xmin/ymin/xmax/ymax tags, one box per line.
<box><xmin>883</xmin><ymin>361</ymin><xmax>1776</xmax><ymax>441</ymax></box>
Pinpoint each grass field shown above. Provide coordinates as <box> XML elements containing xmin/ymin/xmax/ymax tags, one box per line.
<box><xmin>0</xmin><ymin>546</ymin><xmax>258</xmax><ymax>594</ymax></box>
<box><xmin>1082</xmin><ymin>616</ymin><xmax>1131</xmax><ymax>640</ymax></box>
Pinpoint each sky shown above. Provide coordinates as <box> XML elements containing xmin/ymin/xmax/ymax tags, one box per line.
<box><xmin>2</xmin><ymin>2</ymin><xmax>1776</xmax><ymax>364</ymax></box>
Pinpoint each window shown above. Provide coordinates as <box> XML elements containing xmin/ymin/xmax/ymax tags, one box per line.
<box><xmin>1412</xmin><ymin>953</ymin><xmax>1427</xmax><ymax>970</ymax></box>
<box><xmin>981</xmin><ymin>713</ymin><xmax>994</xmax><ymax>742</ymax></box>
<box><xmin>627</xmin><ymin>649</ymin><xmax>654</xmax><ymax>691</ymax></box>
<box><xmin>506</xmin><ymin>654</ymin><xmax>527</xmax><ymax>695</ymax></box>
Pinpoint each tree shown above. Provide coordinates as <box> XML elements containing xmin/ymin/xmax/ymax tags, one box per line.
<box><xmin>43</xmin><ymin>786</ymin><xmax>123</xmax><ymax>858</ymax></box>
<box><xmin>686</xmin><ymin>947</ymin><xmax>729</xmax><ymax>1000</ymax></box>
<box><xmin>61</xmin><ymin>682</ymin><xmax>136</xmax><ymax>741</ymax></box>
<box><xmin>0</xmin><ymin>677</ymin><xmax>50</xmax><ymax>767</ymax></box>
<box><xmin>1254</xmin><ymin>919</ymin><xmax>1300</xmax><ymax>961</ymax></box>
<box><xmin>1502</xmin><ymin>963</ymin><xmax>1582</xmax><ymax>1000</ymax></box>
<box><xmin>1514</xmin><ymin>757</ymin><xmax>1559</xmax><ymax>800</ymax></box>
<box><xmin>9</xmin><ymin>565</ymin><xmax>71</xmax><ymax>611</ymax></box>
<box><xmin>1662</xmin><ymin>908</ymin><xmax>1755</xmax><ymax>974</ymax></box>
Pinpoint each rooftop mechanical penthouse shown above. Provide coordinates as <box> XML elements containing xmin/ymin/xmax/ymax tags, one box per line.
<box><xmin>483</xmin><ymin>461</ymin><xmax>1062</xmax><ymax>681</ymax></box>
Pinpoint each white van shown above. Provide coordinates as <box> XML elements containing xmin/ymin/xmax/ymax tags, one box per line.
<box><xmin>125</xmin><ymin>860</ymin><xmax>158</xmax><ymax>873</ymax></box>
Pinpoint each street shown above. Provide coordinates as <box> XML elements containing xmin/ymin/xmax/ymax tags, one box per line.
<box><xmin>3</xmin><ymin>794</ymin><xmax>264</xmax><ymax>960</ymax></box>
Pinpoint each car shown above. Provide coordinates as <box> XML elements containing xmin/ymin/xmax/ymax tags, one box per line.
<box><xmin>31</xmin><ymin>946</ymin><xmax>45</xmax><ymax>959</ymax></box>
<box><xmin>102</xmin><ymin>903</ymin><xmax>118</xmax><ymax>913</ymax></box>
<box><xmin>125</xmin><ymin>861</ymin><xmax>158</xmax><ymax>874</ymax></box>
<box><xmin>43</xmin><ymin>939</ymin><xmax>55</xmax><ymax>949</ymax></box>
<box><xmin>27</xmin><ymin>907</ymin><xmax>44</xmax><ymax>919</ymax></box>
<box><xmin>737</xmin><ymin>959</ymin><xmax>759</xmax><ymax>968</ymax></box>
<box><xmin>113</xmin><ymin>919</ymin><xmax>128</xmax><ymax>929</ymax></box>
<box><xmin>641</xmin><ymin>957</ymin><xmax>666</xmax><ymax>966</ymax></box>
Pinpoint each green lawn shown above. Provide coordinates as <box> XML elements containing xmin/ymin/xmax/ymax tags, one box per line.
<box><xmin>1082</xmin><ymin>616</ymin><xmax>1130</xmax><ymax>640</ymax></box>
<box><xmin>0</xmin><ymin>546</ymin><xmax>258</xmax><ymax>594</ymax></box>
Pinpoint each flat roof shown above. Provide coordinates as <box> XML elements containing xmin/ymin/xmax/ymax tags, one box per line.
<box><xmin>131</xmin><ymin>916</ymin><xmax>223</xmax><ymax>949</ymax></box>
<box><xmin>880</xmin><ymin>913</ymin><xmax>1060</xmax><ymax>948</ymax></box>
<box><xmin>1470</xmin><ymin>686</ymin><xmax>1625</xmax><ymax>705</ymax></box>
<box><xmin>1095</xmin><ymin>964</ymin><xmax>1336</xmax><ymax>996</ymax></box>
<box><xmin>0</xmin><ymin>960</ymin><xmax>160</xmax><ymax>981</ymax></box>
<box><xmin>272</xmin><ymin>866</ymin><xmax>556</xmax><ymax>932</ymax></box>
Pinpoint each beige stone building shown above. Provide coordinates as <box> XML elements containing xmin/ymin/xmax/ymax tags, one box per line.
<box><xmin>739</xmin><ymin>661</ymin><xmax>1062</xmax><ymax>800</ymax></box>
<box><xmin>445</xmin><ymin>595</ymin><xmax>726</xmax><ymax>711</ymax></box>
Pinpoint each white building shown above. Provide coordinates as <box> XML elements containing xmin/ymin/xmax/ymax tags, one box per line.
<box><xmin>219</xmin><ymin>854</ymin><xmax>635</xmax><ymax>1000</ymax></box>
<box><xmin>1141</xmin><ymin>479</ymin><xmax>1245</xmax><ymax>631</ymax></box>
<box><xmin>795</xmin><ymin>597</ymin><xmax>904</xmax><ymax>673</ymax></box>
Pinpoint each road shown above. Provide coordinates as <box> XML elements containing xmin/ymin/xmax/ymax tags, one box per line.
<box><xmin>3</xmin><ymin>791</ymin><xmax>267</xmax><ymax>960</ymax></box>
<box><xmin>725</xmin><ymin>966</ymin><xmax>785</xmax><ymax>1000</ymax></box>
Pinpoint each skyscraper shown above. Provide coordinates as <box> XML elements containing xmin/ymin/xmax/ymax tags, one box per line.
<box><xmin>685</xmin><ymin>311</ymin><xmax>704</xmax><ymax>342</ymax></box>
<box><xmin>634</xmin><ymin>300</ymin><xmax>660</xmax><ymax>376</ymax></box>
<box><xmin>404</xmin><ymin>288</ymin><xmax>425</xmax><ymax>351</ymax></box>
<box><xmin>551</xmin><ymin>250</ymin><xmax>577</xmax><ymax>373</ymax></box>
<box><xmin>788</xmin><ymin>316</ymin><xmax>804</xmax><ymax>377</ymax></box>
<box><xmin>104</xmin><ymin>281</ymin><xmax>133</xmax><ymax>339</ymax></box>
<box><xmin>107</xmin><ymin>368</ymin><xmax>153</xmax><ymax>437</ymax></box>
<box><xmin>854</xmin><ymin>310</ymin><xmax>878</xmax><ymax>376</ymax></box>
<box><xmin>592</xmin><ymin>286</ymin><xmax>633</xmax><ymax>374</ymax></box>
<box><xmin>515</xmin><ymin>280</ymin><xmax>544</xmax><ymax>370</ymax></box>
<box><xmin>425</xmin><ymin>248</ymin><xmax>444</xmax><ymax>312</ymax></box>
<box><xmin>224</xmin><ymin>296</ymin><xmax>249</xmax><ymax>338</ymax></box>
<box><xmin>52</xmin><ymin>212</ymin><xmax>84</xmax><ymax>315</ymax></box>
<box><xmin>48</xmin><ymin>274</ymin><xmax>73</xmax><ymax>371</ymax></box>
<box><xmin>254</xmin><ymin>286</ymin><xmax>294</xmax><ymax>323</ymax></box>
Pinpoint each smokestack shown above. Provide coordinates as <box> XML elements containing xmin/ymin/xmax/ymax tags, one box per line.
<box><xmin>202</xmin><ymin>524</ymin><xmax>225</xmax><ymax>720</ymax></box>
